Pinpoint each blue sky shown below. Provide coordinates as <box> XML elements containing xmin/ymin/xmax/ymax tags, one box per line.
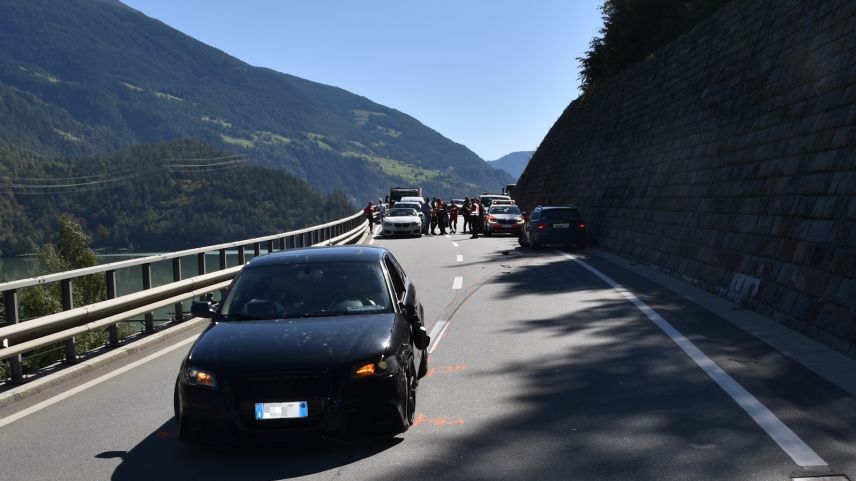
<box><xmin>122</xmin><ymin>0</ymin><xmax>604</xmax><ymax>161</ymax></box>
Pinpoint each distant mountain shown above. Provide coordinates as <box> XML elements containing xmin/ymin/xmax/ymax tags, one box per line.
<box><xmin>0</xmin><ymin>0</ymin><xmax>512</xmax><ymax>201</ymax></box>
<box><xmin>489</xmin><ymin>151</ymin><xmax>534</xmax><ymax>179</ymax></box>
<box><xmin>0</xmin><ymin>141</ymin><xmax>354</xmax><ymax>256</ymax></box>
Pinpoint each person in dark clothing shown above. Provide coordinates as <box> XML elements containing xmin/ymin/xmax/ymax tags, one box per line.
<box><xmin>437</xmin><ymin>202</ymin><xmax>448</xmax><ymax>235</ymax></box>
<box><xmin>461</xmin><ymin>197</ymin><xmax>471</xmax><ymax>233</ymax></box>
<box><xmin>469</xmin><ymin>199</ymin><xmax>481</xmax><ymax>239</ymax></box>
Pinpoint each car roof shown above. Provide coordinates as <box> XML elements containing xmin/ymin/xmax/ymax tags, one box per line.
<box><xmin>245</xmin><ymin>246</ymin><xmax>387</xmax><ymax>267</ymax></box>
<box><xmin>535</xmin><ymin>205</ymin><xmax>581</xmax><ymax>210</ymax></box>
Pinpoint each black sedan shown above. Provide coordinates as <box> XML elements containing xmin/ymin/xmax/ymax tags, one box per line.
<box><xmin>174</xmin><ymin>246</ymin><xmax>430</xmax><ymax>445</ymax></box>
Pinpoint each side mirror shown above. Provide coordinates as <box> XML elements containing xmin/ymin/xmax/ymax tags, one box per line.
<box><xmin>402</xmin><ymin>280</ymin><xmax>417</xmax><ymax>314</ymax></box>
<box><xmin>413</xmin><ymin>325</ymin><xmax>430</xmax><ymax>350</ymax></box>
<box><xmin>191</xmin><ymin>300</ymin><xmax>218</xmax><ymax>319</ymax></box>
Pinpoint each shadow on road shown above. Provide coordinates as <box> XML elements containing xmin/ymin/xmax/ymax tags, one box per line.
<box><xmin>100</xmin><ymin>417</ymin><xmax>401</xmax><ymax>481</ymax></box>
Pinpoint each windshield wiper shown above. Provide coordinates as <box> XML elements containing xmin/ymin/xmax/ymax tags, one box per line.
<box><xmin>294</xmin><ymin>312</ymin><xmax>349</xmax><ymax>318</ymax></box>
<box><xmin>220</xmin><ymin>312</ymin><xmax>278</xmax><ymax>321</ymax></box>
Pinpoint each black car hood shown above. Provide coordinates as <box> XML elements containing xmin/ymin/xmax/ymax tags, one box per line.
<box><xmin>187</xmin><ymin>313</ymin><xmax>396</xmax><ymax>374</ymax></box>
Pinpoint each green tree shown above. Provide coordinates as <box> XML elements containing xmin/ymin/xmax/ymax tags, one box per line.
<box><xmin>578</xmin><ymin>0</ymin><xmax>729</xmax><ymax>93</ymax></box>
<box><xmin>18</xmin><ymin>215</ymin><xmax>108</xmax><ymax>373</ymax></box>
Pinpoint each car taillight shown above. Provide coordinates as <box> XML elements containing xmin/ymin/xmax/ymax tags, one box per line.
<box><xmin>578</xmin><ymin>223</ymin><xmax>585</xmax><ymax>229</ymax></box>
<box><xmin>537</xmin><ymin>223</ymin><xmax>545</xmax><ymax>230</ymax></box>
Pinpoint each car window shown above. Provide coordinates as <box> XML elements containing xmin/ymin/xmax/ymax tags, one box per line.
<box><xmin>489</xmin><ymin>206</ymin><xmax>520</xmax><ymax>215</ymax></box>
<box><xmin>388</xmin><ymin>208</ymin><xmax>417</xmax><ymax>217</ymax></box>
<box><xmin>384</xmin><ymin>255</ymin><xmax>406</xmax><ymax>299</ymax></box>
<box><xmin>220</xmin><ymin>261</ymin><xmax>393</xmax><ymax>318</ymax></box>
<box><xmin>541</xmin><ymin>208</ymin><xmax>580</xmax><ymax>220</ymax></box>
<box><xmin>530</xmin><ymin>209</ymin><xmax>541</xmax><ymax>221</ymax></box>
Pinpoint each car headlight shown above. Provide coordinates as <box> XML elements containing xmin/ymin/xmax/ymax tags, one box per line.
<box><xmin>383</xmin><ymin>220</ymin><xmax>392</xmax><ymax>226</ymax></box>
<box><xmin>352</xmin><ymin>357</ymin><xmax>399</xmax><ymax>378</ymax></box>
<box><xmin>517</xmin><ymin>219</ymin><xmax>525</xmax><ymax>224</ymax></box>
<box><xmin>183</xmin><ymin>366</ymin><xmax>217</xmax><ymax>389</ymax></box>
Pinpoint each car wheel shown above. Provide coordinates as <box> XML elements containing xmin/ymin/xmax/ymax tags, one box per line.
<box><xmin>518</xmin><ymin>234</ymin><xmax>526</xmax><ymax>247</ymax></box>
<box><xmin>485</xmin><ymin>229</ymin><xmax>492</xmax><ymax>237</ymax></box>
<box><xmin>404</xmin><ymin>359</ymin><xmax>417</xmax><ymax>426</ymax></box>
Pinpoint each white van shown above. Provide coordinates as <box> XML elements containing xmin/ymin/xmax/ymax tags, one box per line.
<box><xmin>399</xmin><ymin>196</ymin><xmax>425</xmax><ymax>205</ymax></box>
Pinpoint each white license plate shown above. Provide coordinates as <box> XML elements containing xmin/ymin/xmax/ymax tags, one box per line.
<box><xmin>553</xmin><ymin>223</ymin><xmax>570</xmax><ymax>229</ymax></box>
<box><xmin>255</xmin><ymin>401</ymin><xmax>308</xmax><ymax>420</ymax></box>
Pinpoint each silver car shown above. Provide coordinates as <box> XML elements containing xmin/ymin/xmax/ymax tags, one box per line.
<box><xmin>382</xmin><ymin>208</ymin><xmax>423</xmax><ymax>237</ymax></box>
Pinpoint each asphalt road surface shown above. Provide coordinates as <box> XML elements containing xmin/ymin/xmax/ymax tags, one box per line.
<box><xmin>1</xmin><ymin>228</ymin><xmax>854</xmax><ymax>481</ymax></box>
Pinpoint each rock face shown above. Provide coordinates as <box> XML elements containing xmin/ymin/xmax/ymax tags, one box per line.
<box><xmin>514</xmin><ymin>0</ymin><xmax>856</xmax><ymax>356</ymax></box>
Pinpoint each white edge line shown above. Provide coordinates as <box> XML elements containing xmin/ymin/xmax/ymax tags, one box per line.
<box><xmin>456</xmin><ymin>255</ymin><xmax>463</xmax><ymax>263</ymax></box>
<box><xmin>452</xmin><ymin>276</ymin><xmax>463</xmax><ymax>290</ymax></box>
<box><xmin>428</xmin><ymin>320</ymin><xmax>451</xmax><ymax>354</ymax></box>
<box><xmin>0</xmin><ymin>336</ymin><xmax>197</xmax><ymax>429</ymax></box>
<box><xmin>559</xmin><ymin>252</ymin><xmax>827</xmax><ymax>468</ymax></box>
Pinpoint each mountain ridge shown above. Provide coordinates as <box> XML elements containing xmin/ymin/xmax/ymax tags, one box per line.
<box><xmin>0</xmin><ymin>0</ymin><xmax>513</xmax><ymax>200</ymax></box>
<box><xmin>489</xmin><ymin>151</ymin><xmax>534</xmax><ymax>179</ymax></box>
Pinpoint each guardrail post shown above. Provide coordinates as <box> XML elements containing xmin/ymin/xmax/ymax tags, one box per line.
<box><xmin>4</xmin><ymin>290</ymin><xmax>24</xmax><ymax>383</ymax></box>
<box><xmin>254</xmin><ymin>242</ymin><xmax>261</xmax><ymax>257</ymax></box>
<box><xmin>279</xmin><ymin>237</ymin><xmax>287</xmax><ymax>250</ymax></box>
<box><xmin>219</xmin><ymin>249</ymin><xmax>227</xmax><ymax>270</ymax></box>
<box><xmin>197</xmin><ymin>253</ymin><xmax>206</xmax><ymax>275</ymax></box>
<box><xmin>142</xmin><ymin>263</ymin><xmax>154</xmax><ymax>333</ymax></box>
<box><xmin>106</xmin><ymin>270</ymin><xmax>119</xmax><ymax>346</ymax></box>
<box><xmin>61</xmin><ymin>279</ymin><xmax>77</xmax><ymax>363</ymax></box>
<box><xmin>172</xmin><ymin>259</ymin><xmax>183</xmax><ymax>323</ymax></box>
<box><xmin>267</xmin><ymin>240</ymin><xmax>274</xmax><ymax>253</ymax></box>
<box><xmin>238</xmin><ymin>245</ymin><xmax>246</xmax><ymax>265</ymax></box>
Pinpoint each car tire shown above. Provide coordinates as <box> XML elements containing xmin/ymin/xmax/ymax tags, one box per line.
<box><xmin>485</xmin><ymin>229</ymin><xmax>492</xmax><ymax>237</ymax></box>
<box><xmin>417</xmin><ymin>347</ymin><xmax>428</xmax><ymax>378</ymax></box>
<box><xmin>518</xmin><ymin>234</ymin><xmax>526</xmax><ymax>247</ymax></box>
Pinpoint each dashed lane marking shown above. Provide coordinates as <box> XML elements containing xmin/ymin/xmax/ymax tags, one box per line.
<box><xmin>456</xmin><ymin>255</ymin><xmax>463</xmax><ymax>262</ymax></box>
<box><xmin>452</xmin><ymin>242</ymin><xmax>460</xmax><ymax>247</ymax></box>
<box><xmin>560</xmin><ymin>251</ymin><xmax>827</xmax><ymax>468</ymax></box>
<box><xmin>452</xmin><ymin>276</ymin><xmax>463</xmax><ymax>290</ymax></box>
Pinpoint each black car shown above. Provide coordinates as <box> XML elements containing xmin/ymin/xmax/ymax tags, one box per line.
<box><xmin>175</xmin><ymin>246</ymin><xmax>430</xmax><ymax>445</ymax></box>
<box><xmin>519</xmin><ymin>205</ymin><xmax>587</xmax><ymax>249</ymax></box>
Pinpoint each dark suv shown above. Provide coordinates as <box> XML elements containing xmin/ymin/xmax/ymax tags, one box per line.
<box><xmin>519</xmin><ymin>205</ymin><xmax>586</xmax><ymax>249</ymax></box>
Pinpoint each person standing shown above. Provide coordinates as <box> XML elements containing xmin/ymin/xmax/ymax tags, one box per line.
<box><xmin>449</xmin><ymin>203</ymin><xmax>458</xmax><ymax>233</ymax></box>
<box><xmin>364</xmin><ymin>202</ymin><xmax>375</xmax><ymax>226</ymax></box>
<box><xmin>438</xmin><ymin>202</ymin><xmax>448</xmax><ymax>235</ymax></box>
<box><xmin>377</xmin><ymin>198</ymin><xmax>386</xmax><ymax>221</ymax></box>
<box><xmin>469</xmin><ymin>199</ymin><xmax>480</xmax><ymax>239</ymax></box>
<box><xmin>421</xmin><ymin>198</ymin><xmax>432</xmax><ymax>235</ymax></box>
<box><xmin>461</xmin><ymin>197</ymin><xmax>471</xmax><ymax>233</ymax></box>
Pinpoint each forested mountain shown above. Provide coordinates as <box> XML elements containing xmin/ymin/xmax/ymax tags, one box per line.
<box><xmin>488</xmin><ymin>151</ymin><xmax>534</xmax><ymax>179</ymax></box>
<box><xmin>0</xmin><ymin>0</ymin><xmax>512</xmax><ymax>202</ymax></box>
<box><xmin>0</xmin><ymin>141</ymin><xmax>354</xmax><ymax>255</ymax></box>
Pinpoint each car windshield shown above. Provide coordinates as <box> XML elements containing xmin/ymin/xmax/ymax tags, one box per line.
<box><xmin>219</xmin><ymin>261</ymin><xmax>392</xmax><ymax>319</ymax></box>
<box><xmin>388</xmin><ymin>208</ymin><xmax>417</xmax><ymax>217</ymax></box>
<box><xmin>490</xmin><ymin>206</ymin><xmax>520</xmax><ymax>215</ymax></box>
<box><xmin>395</xmin><ymin>203</ymin><xmax>420</xmax><ymax>210</ymax></box>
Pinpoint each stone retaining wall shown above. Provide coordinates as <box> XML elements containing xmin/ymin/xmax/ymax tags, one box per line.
<box><xmin>514</xmin><ymin>0</ymin><xmax>856</xmax><ymax>356</ymax></box>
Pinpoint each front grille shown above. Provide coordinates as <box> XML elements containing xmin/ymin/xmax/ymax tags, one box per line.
<box><xmin>498</xmin><ymin>219</ymin><xmax>517</xmax><ymax>224</ymax></box>
<box><xmin>232</xmin><ymin>372</ymin><xmax>340</xmax><ymax>429</ymax></box>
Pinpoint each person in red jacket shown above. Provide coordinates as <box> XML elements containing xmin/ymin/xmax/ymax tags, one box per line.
<box><xmin>364</xmin><ymin>202</ymin><xmax>375</xmax><ymax>226</ymax></box>
<box><xmin>449</xmin><ymin>203</ymin><xmax>458</xmax><ymax>233</ymax></box>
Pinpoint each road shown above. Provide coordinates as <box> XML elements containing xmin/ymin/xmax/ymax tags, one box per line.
<box><xmin>1</xmin><ymin>228</ymin><xmax>855</xmax><ymax>480</ymax></box>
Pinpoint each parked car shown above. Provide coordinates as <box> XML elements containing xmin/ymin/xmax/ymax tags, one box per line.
<box><xmin>451</xmin><ymin>198</ymin><xmax>464</xmax><ymax>209</ymax></box>
<box><xmin>479</xmin><ymin>194</ymin><xmax>511</xmax><ymax>209</ymax></box>
<box><xmin>484</xmin><ymin>204</ymin><xmax>525</xmax><ymax>236</ymax></box>
<box><xmin>382</xmin><ymin>208</ymin><xmax>423</xmax><ymax>237</ymax></box>
<box><xmin>175</xmin><ymin>246</ymin><xmax>430</xmax><ymax>445</ymax></box>
<box><xmin>519</xmin><ymin>205</ymin><xmax>587</xmax><ymax>249</ymax></box>
<box><xmin>393</xmin><ymin>201</ymin><xmax>427</xmax><ymax>230</ymax></box>
<box><xmin>398</xmin><ymin>196</ymin><xmax>425</xmax><ymax>205</ymax></box>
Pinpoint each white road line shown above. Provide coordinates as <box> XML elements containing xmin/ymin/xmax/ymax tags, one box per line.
<box><xmin>456</xmin><ymin>255</ymin><xmax>463</xmax><ymax>263</ymax></box>
<box><xmin>369</xmin><ymin>225</ymin><xmax>380</xmax><ymax>244</ymax></box>
<box><xmin>428</xmin><ymin>320</ymin><xmax>451</xmax><ymax>354</ymax></box>
<box><xmin>452</xmin><ymin>242</ymin><xmax>460</xmax><ymax>248</ymax></box>
<box><xmin>0</xmin><ymin>336</ymin><xmax>198</xmax><ymax>429</ymax></box>
<box><xmin>452</xmin><ymin>276</ymin><xmax>463</xmax><ymax>290</ymax></box>
<box><xmin>560</xmin><ymin>252</ymin><xmax>827</xmax><ymax>468</ymax></box>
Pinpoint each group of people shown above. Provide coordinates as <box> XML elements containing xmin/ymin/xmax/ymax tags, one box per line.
<box><xmin>366</xmin><ymin>195</ymin><xmax>488</xmax><ymax>239</ymax></box>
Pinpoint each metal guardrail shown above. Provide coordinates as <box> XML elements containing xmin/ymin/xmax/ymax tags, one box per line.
<box><xmin>0</xmin><ymin>210</ymin><xmax>371</xmax><ymax>383</ymax></box>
